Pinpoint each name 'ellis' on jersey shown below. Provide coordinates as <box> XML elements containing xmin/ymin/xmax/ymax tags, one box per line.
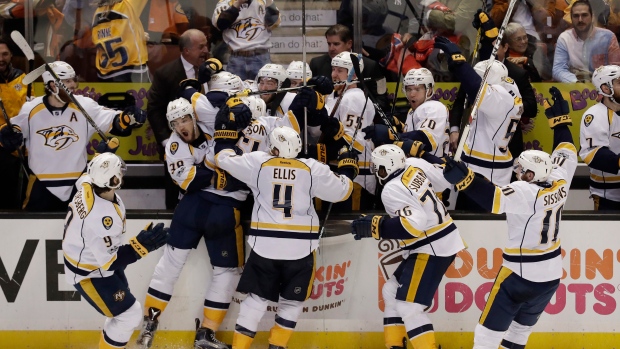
<box><xmin>404</xmin><ymin>100</ymin><xmax>450</xmax><ymax>157</ymax></box>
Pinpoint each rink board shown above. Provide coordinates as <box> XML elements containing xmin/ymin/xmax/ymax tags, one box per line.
<box><xmin>1</xmin><ymin>217</ymin><xmax>620</xmax><ymax>348</ymax></box>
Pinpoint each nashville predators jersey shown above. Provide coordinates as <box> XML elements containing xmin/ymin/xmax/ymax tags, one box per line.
<box><xmin>382</xmin><ymin>157</ymin><xmax>465</xmax><ymax>256</ymax></box>
<box><xmin>327</xmin><ymin>87</ymin><xmax>376</xmax><ymax>195</ymax></box>
<box><xmin>236</xmin><ymin>113</ymin><xmax>300</xmax><ymax>154</ymax></box>
<box><xmin>190</xmin><ymin>91</ymin><xmax>221</xmax><ymax>141</ymax></box>
<box><xmin>276</xmin><ymin>92</ymin><xmax>295</xmax><ymax>118</ymax></box>
<box><xmin>213</xmin><ymin>0</ymin><xmax>278</xmax><ymax>51</ymax></box>
<box><xmin>62</xmin><ymin>177</ymin><xmax>127</xmax><ymax>284</ymax></box>
<box><xmin>11</xmin><ymin>96</ymin><xmax>117</xmax><ymax>202</ymax></box>
<box><xmin>488</xmin><ymin>142</ymin><xmax>578</xmax><ymax>282</ymax></box>
<box><xmin>404</xmin><ymin>100</ymin><xmax>450</xmax><ymax>157</ymax></box>
<box><xmin>462</xmin><ymin>78</ymin><xmax>523</xmax><ymax>186</ymax></box>
<box><xmin>215</xmin><ymin>150</ymin><xmax>353</xmax><ymax>260</ymax></box>
<box><xmin>165</xmin><ymin>132</ymin><xmax>209</xmax><ymax>191</ymax></box>
<box><xmin>92</xmin><ymin>0</ymin><xmax>148</xmax><ymax>79</ymax></box>
<box><xmin>578</xmin><ymin>103</ymin><xmax>620</xmax><ymax>201</ymax></box>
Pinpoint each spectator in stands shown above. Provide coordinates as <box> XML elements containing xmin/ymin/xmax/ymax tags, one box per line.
<box><xmin>212</xmin><ymin>0</ymin><xmax>280</xmax><ymax>80</ymax></box>
<box><xmin>337</xmin><ymin>0</ymin><xmax>394</xmax><ymax>61</ymax></box>
<box><xmin>310</xmin><ymin>24</ymin><xmax>388</xmax><ymax>113</ymax></box>
<box><xmin>553</xmin><ymin>0</ymin><xmax>620</xmax><ymax>82</ymax></box>
<box><xmin>146</xmin><ymin>29</ymin><xmax>210</xmax><ymax>209</ymax></box>
<box><xmin>0</xmin><ymin>39</ymin><xmax>26</xmax><ymax>210</ymax></box>
<box><xmin>504</xmin><ymin>22</ymin><xmax>549</xmax><ymax>82</ymax></box>
<box><xmin>491</xmin><ymin>0</ymin><xmax>557</xmax><ymax>43</ymax></box>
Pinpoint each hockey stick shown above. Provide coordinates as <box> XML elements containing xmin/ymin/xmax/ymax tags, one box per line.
<box><xmin>302</xmin><ymin>0</ymin><xmax>308</xmax><ymax>155</ymax></box>
<box><xmin>389</xmin><ymin>36</ymin><xmax>416</xmax><ymax>119</ymax></box>
<box><xmin>453</xmin><ymin>0</ymin><xmax>518</xmax><ymax>161</ymax></box>
<box><xmin>11</xmin><ymin>31</ymin><xmax>35</xmax><ymax>98</ymax></box>
<box><xmin>22</xmin><ymin>61</ymin><xmax>46</xmax><ymax>85</ymax></box>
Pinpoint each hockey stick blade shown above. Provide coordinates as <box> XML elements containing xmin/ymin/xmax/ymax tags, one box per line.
<box><xmin>23</xmin><ymin>64</ymin><xmax>46</xmax><ymax>85</ymax></box>
<box><xmin>10</xmin><ymin>31</ymin><xmax>34</xmax><ymax>61</ymax></box>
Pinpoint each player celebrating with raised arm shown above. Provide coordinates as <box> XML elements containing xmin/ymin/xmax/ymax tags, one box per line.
<box><xmin>350</xmin><ymin>144</ymin><xmax>465</xmax><ymax>349</ymax></box>
<box><xmin>62</xmin><ymin>153</ymin><xmax>169</xmax><ymax>349</ymax></box>
<box><xmin>0</xmin><ymin>61</ymin><xmax>146</xmax><ymax>211</ymax></box>
<box><xmin>441</xmin><ymin>87</ymin><xmax>577</xmax><ymax>349</ymax></box>
<box><xmin>579</xmin><ymin>65</ymin><xmax>620</xmax><ymax>210</ymax></box>
<box><xmin>213</xmin><ymin>122</ymin><xmax>357</xmax><ymax>348</ymax></box>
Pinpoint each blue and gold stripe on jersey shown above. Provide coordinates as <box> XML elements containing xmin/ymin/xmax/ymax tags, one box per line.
<box><xmin>502</xmin><ymin>240</ymin><xmax>562</xmax><ymax>263</ymax></box>
<box><xmin>399</xmin><ymin>219</ymin><xmax>457</xmax><ymax>250</ymax></box>
<box><xmin>64</xmin><ymin>252</ymin><xmax>116</xmax><ymax>277</ymax></box>
<box><xmin>285</xmin><ymin>110</ymin><xmax>301</xmax><ymax>134</ymax></box>
<box><xmin>462</xmin><ymin>144</ymin><xmax>513</xmax><ymax>169</ymax></box>
<box><xmin>249</xmin><ymin>222</ymin><xmax>320</xmax><ymax>239</ymax></box>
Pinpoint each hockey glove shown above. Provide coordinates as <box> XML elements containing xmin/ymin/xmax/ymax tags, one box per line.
<box><xmin>215</xmin><ymin>168</ymin><xmax>248</xmax><ymax>191</ymax></box>
<box><xmin>214</xmin><ymin>98</ymin><xmax>253</xmax><ymax>141</ymax></box>
<box><xmin>197</xmin><ymin>58</ymin><xmax>223</xmax><ymax>84</ymax></box>
<box><xmin>130</xmin><ymin>222</ymin><xmax>169</xmax><ymax>258</ymax></box>
<box><xmin>337</xmin><ymin>146</ymin><xmax>359</xmax><ymax>180</ymax></box>
<box><xmin>443</xmin><ymin>158</ymin><xmax>475</xmax><ymax>191</ymax></box>
<box><xmin>433</xmin><ymin>37</ymin><xmax>466</xmax><ymax>66</ymax></box>
<box><xmin>307</xmin><ymin>75</ymin><xmax>334</xmax><ymax>95</ymax></box>
<box><xmin>395</xmin><ymin>140</ymin><xmax>425</xmax><ymax>157</ymax></box>
<box><xmin>391</xmin><ymin>116</ymin><xmax>405</xmax><ymax>133</ymax></box>
<box><xmin>118</xmin><ymin>106</ymin><xmax>147</xmax><ymax>130</ymax></box>
<box><xmin>290</xmin><ymin>87</ymin><xmax>326</xmax><ymax>112</ymax></box>
<box><xmin>544</xmin><ymin>87</ymin><xmax>572</xmax><ymax>128</ymax></box>
<box><xmin>351</xmin><ymin>214</ymin><xmax>384</xmax><ymax>240</ymax></box>
<box><xmin>320</xmin><ymin>117</ymin><xmax>345</xmax><ymax>141</ymax></box>
<box><xmin>0</xmin><ymin>124</ymin><xmax>23</xmax><ymax>152</ymax></box>
<box><xmin>472</xmin><ymin>9</ymin><xmax>498</xmax><ymax>40</ymax></box>
<box><xmin>362</xmin><ymin>124</ymin><xmax>397</xmax><ymax>146</ymax></box>
<box><xmin>94</xmin><ymin>137</ymin><xmax>120</xmax><ymax>154</ymax></box>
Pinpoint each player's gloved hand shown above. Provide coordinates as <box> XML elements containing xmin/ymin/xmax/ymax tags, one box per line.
<box><xmin>197</xmin><ymin>58</ymin><xmax>223</xmax><ymax>84</ymax></box>
<box><xmin>337</xmin><ymin>146</ymin><xmax>359</xmax><ymax>180</ymax></box>
<box><xmin>119</xmin><ymin>106</ymin><xmax>147</xmax><ymax>129</ymax></box>
<box><xmin>433</xmin><ymin>37</ymin><xmax>466</xmax><ymax>66</ymax></box>
<box><xmin>320</xmin><ymin>117</ymin><xmax>345</xmax><ymax>141</ymax></box>
<box><xmin>130</xmin><ymin>222</ymin><xmax>170</xmax><ymax>258</ymax></box>
<box><xmin>307</xmin><ymin>75</ymin><xmax>333</xmax><ymax>95</ymax></box>
<box><xmin>214</xmin><ymin>168</ymin><xmax>248</xmax><ymax>191</ymax></box>
<box><xmin>443</xmin><ymin>158</ymin><xmax>475</xmax><ymax>191</ymax></box>
<box><xmin>0</xmin><ymin>124</ymin><xmax>23</xmax><ymax>152</ymax></box>
<box><xmin>362</xmin><ymin>124</ymin><xmax>397</xmax><ymax>146</ymax></box>
<box><xmin>544</xmin><ymin>86</ymin><xmax>572</xmax><ymax>128</ymax></box>
<box><xmin>351</xmin><ymin>214</ymin><xmax>384</xmax><ymax>240</ymax></box>
<box><xmin>94</xmin><ymin>137</ymin><xmax>120</xmax><ymax>154</ymax></box>
<box><xmin>391</xmin><ymin>116</ymin><xmax>405</xmax><ymax>133</ymax></box>
<box><xmin>472</xmin><ymin>9</ymin><xmax>498</xmax><ymax>40</ymax></box>
<box><xmin>395</xmin><ymin>140</ymin><xmax>425</xmax><ymax>157</ymax></box>
<box><xmin>289</xmin><ymin>87</ymin><xmax>325</xmax><ymax>112</ymax></box>
<box><xmin>214</xmin><ymin>98</ymin><xmax>252</xmax><ymax>141</ymax></box>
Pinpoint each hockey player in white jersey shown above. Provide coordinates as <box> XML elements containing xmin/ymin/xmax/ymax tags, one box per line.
<box><xmin>579</xmin><ymin>65</ymin><xmax>620</xmax><ymax>210</ymax></box>
<box><xmin>0</xmin><ymin>61</ymin><xmax>146</xmax><ymax>211</ymax></box>
<box><xmin>137</xmin><ymin>98</ymin><xmax>250</xmax><ymax>349</ymax></box>
<box><xmin>277</xmin><ymin>61</ymin><xmax>313</xmax><ymax>118</ymax></box>
<box><xmin>442</xmin><ymin>87</ymin><xmax>577</xmax><ymax>349</ymax></box>
<box><xmin>327</xmin><ymin>51</ymin><xmax>376</xmax><ymax>209</ymax></box>
<box><xmin>351</xmin><ymin>144</ymin><xmax>465</xmax><ymax>349</ymax></box>
<box><xmin>363</xmin><ymin>68</ymin><xmax>450</xmax><ymax>158</ymax></box>
<box><xmin>213</xmin><ymin>124</ymin><xmax>356</xmax><ymax>349</ymax></box>
<box><xmin>62</xmin><ymin>153</ymin><xmax>169</xmax><ymax>349</ymax></box>
<box><xmin>255</xmin><ymin>63</ymin><xmax>290</xmax><ymax>116</ymax></box>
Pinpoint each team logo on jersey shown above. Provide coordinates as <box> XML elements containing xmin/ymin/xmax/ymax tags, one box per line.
<box><xmin>14</xmin><ymin>83</ymin><xmax>22</xmax><ymax>91</ymax></box>
<box><xmin>294</xmin><ymin>287</ymin><xmax>301</xmax><ymax>294</ymax></box>
<box><xmin>113</xmin><ymin>290</ymin><xmax>125</xmax><ymax>302</ymax></box>
<box><xmin>170</xmin><ymin>142</ymin><xmax>179</xmax><ymax>155</ymax></box>
<box><xmin>230</xmin><ymin>17</ymin><xmax>265</xmax><ymax>41</ymax></box>
<box><xmin>102</xmin><ymin>216</ymin><xmax>113</xmax><ymax>230</ymax></box>
<box><xmin>36</xmin><ymin>125</ymin><xmax>79</xmax><ymax>150</ymax></box>
<box><xmin>221</xmin><ymin>250</ymin><xmax>229</xmax><ymax>257</ymax></box>
<box><xmin>584</xmin><ymin>114</ymin><xmax>593</xmax><ymax>127</ymax></box>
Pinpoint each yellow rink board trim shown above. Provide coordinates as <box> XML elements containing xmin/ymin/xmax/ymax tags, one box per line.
<box><xmin>1</xmin><ymin>331</ymin><xmax>620</xmax><ymax>348</ymax></box>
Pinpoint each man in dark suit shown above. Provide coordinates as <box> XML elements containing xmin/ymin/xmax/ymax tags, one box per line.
<box><xmin>147</xmin><ymin>29</ymin><xmax>209</xmax><ymax>209</ymax></box>
<box><xmin>309</xmin><ymin>24</ymin><xmax>388</xmax><ymax>113</ymax></box>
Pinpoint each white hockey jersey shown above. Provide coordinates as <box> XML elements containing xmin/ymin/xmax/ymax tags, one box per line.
<box><xmin>326</xmin><ymin>87</ymin><xmax>376</xmax><ymax>194</ymax></box>
<box><xmin>490</xmin><ymin>142</ymin><xmax>578</xmax><ymax>282</ymax></box>
<box><xmin>215</xmin><ymin>150</ymin><xmax>353</xmax><ymax>260</ymax></box>
<box><xmin>189</xmin><ymin>92</ymin><xmax>219</xmax><ymax>140</ymax></box>
<box><xmin>404</xmin><ymin>100</ymin><xmax>450</xmax><ymax>157</ymax></box>
<box><xmin>212</xmin><ymin>0</ymin><xmax>279</xmax><ymax>51</ymax></box>
<box><xmin>462</xmin><ymin>78</ymin><xmax>523</xmax><ymax>186</ymax></box>
<box><xmin>63</xmin><ymin>178</ymin><xmax>127</xmax><ymax>284</ymax></box>
<box><xmin>235</xmin><ymin>113</ymin><xmax>300</xmax><ymax>154</ymax></box>
<box><xmin>276</xmin><ymin>92</ymin><xmax>295</xmax><ymax>118</ymax></box>
<box><xmin>578</xmin><ymin>103</ymin><xmax>620</xmax><ymax>201</ymax></box>
<box><xmin>11</xmin><ymin>96</ymin><xmax>117</xmax><ymax>201</ymax></box>
<box><xmin>382</xmin><ymin>158</ymin><xmax>465</xmax><ymax>256</ymax></box>
<box><xmin>165</xmin><ymin>132</ymin><xmax>210</xmax><ymax>191</ymax></box>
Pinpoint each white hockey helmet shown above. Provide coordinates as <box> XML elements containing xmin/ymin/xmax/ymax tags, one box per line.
<box><xmin>87</xmin><ymin>153</ymin><xmax>127</xmax><ymax>189</ymax></box>
<box><xmin>592</xmin><ymin>65</ymin><xmax>620</xmax><ymax>100</ymax></box>
<box><xmin>256</xmin><ymin>64</ymin><xmax>287</xmax><ymax>89</ymax></box>
<box><xmin>268</xmin><ymin>126</ymin><xmax>302</xmax><ymax>159</ymax></box>
<box><xmin>42</xmin><ymin>61</ymin><xmax>76</xmax><ymax>84</ymax></box>
<box><xmin>402</xmin><ymin>68</ymin><xmax>435</xmax><ymax>99</ymax></box>
<box><xmin>474</xmin><ymin>59</ymin><xmax>508</xmax><ymax>85</ymax></box>
<box><xmin>331</xmin><ymin>51</ymin><xmax>364</xmax><ymax>76</ymax></box>
<box><xmin>208</xmin><ymin>71</ymin><xmax>243</xmax><ymax>91</ymax></box>
<box><xmin>514</xmin><ymin>150</ymin><xmax>553</xmax><ymax>182</ymax></box>
<box><xmin>166</xmin><ymin>98</ymin><xmax>195</xmax><ymax>130</ymax></box>
<box><xmin>241</xmin><ymin>95</ymin><xmax>267</xmax><ymax>119</ymax></box>
<box><xmin>371</xmin><ymin>144</ymin><xmax>406</xmax><ymax>184</ymax></box>
<box><xmin>286</xmin><ymin>61</ymin><xmax>312</xmax><ymax>80</ymax></box>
